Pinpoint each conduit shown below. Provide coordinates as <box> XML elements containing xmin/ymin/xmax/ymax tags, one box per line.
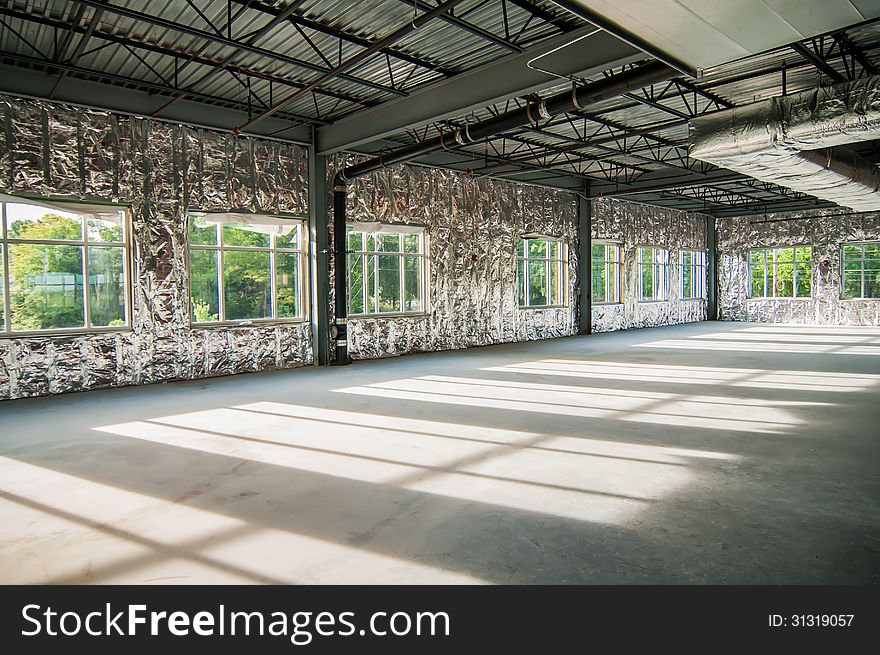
<box><xmin>331</xmin><ymin>60</ymin><xmax>676</xmax><ymax>364</ymax></box>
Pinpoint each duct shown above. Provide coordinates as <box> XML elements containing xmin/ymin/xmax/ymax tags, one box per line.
<box><xmin>0</xmin><ymin>95</ymin><xmax>311</xmax><ymax>401</ymax></box>
<box><xmin>331</xmin><ymin>60</ymin><xmax>677</xmax><ymax>363</ymax></box>
<box><xmin>689</xmin><ymin>76</ymin><xmax>880</xmax><ymax>211</ymax></box>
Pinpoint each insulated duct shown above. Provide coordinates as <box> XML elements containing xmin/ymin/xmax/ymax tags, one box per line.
<box><xmin>331</xmin><ymin>60</ymin><xmax>676</xmax><ymax>364</ymax></box>
<box><xmin>689</xmin><ymin>76</ymin><xmax>880</xmax><ymax>211</ymax></box>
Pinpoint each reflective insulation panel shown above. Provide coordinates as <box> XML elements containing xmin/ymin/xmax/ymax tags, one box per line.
<box><xmin>329</xmin><ymin>156</ymin><xmax>580</xmax><ymax>359</ymax></box>
<box><xmin>717</xmin><ymin>208</ymin><xmax>880</xmax><ymax>325</ymax></box>
<box><xmin>590</xmin><ymin>198</ymin><xmax>709</xmax><ymax>332</ymax></box>
<box><xmin>0</xmin><ymin>96</ymin><xmax>311</xmax><ymax>400</ymax></box>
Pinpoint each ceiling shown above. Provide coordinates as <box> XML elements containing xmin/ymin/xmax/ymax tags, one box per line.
<box><xmin>0</xmin><ymin>0</ymin><xmax>878</xmax><ymax>217</ymax></box>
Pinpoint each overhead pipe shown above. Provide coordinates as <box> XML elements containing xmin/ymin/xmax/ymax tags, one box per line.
<box><xmin>331</xmin><ymin>60</ymin><xmax>676</xmax><ymax>364</ymax></box>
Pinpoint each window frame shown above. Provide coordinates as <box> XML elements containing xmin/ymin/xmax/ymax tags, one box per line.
<box><xmin>679</xmin><ymin>249</ymin><xmax>707</xmax><ymax>300</ymax></box>
<box><xmin>747</xmin><ymin>245</ymin><xmax>813</xmax><ymax>299</ymax></box>
<box><xmin>638</xmin><ymin>246</ymin><xmax>670</xmax><ymax>302</ymax></box>
<box><xmin>345</xmin><ymin>225</ymin><xmax>428</xmax><ymax>318</ymax></box>
<box><xmin>840</xmin><ymin>241</ymin><xmax>880</xmax><ymax>300</ymax></box>
<box><xmin>517</xmin><ymin>235</ymin><xmax>568</xmax><ymax>309</ymax></box>
<box><xmin>591</xmin><ymin>240</ymin><xmax>623</xmax><ymax>305</ymax></box>
<box><xmin>0</xmin><ymin>197</ymin><xmax>133</xmax><ymax>336</ymax></box>
<box><xmin>187</xmin><ymin>213</ymin><xmax>309</xmax><ymax>326</ymax></box>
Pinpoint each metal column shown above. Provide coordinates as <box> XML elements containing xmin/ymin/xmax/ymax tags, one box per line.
<box><xmin>308</xmin><ymin>127</ymin><xmax>330</xmax><ymax>365</ymax></box>
<box><xmin>706</xmin><ymin>214</ymin><xmax>718</xmax><ymax>321</ymax></box>
<box><xmin>578</xmin><ymin>189</ymin><xmax>592</xmax><ymax>335</ymax></box>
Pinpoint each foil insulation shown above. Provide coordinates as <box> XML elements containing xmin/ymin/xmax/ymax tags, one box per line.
<box><xmin>0</xmin><ymin>95</ymin><xmax>311</xmax><ymax>401</ymax></box>
<box><xmin>689</xmin><ymin>75</ymin><xmax>880</xmax><ymax>211</ymax></box>
<box><xmin>717</xmin><ymin>208</ymin><xmax>880</xmax><ymax>325</ymax></box>
<box><xmin>590</xmin><ymin>198</ymin><xmax>708</xmax><ymax>333</ymax></box>
<box><xmin>329</xmin><ymin>155</ymin><xmax>579</xmax><ymax>360</ymax></box>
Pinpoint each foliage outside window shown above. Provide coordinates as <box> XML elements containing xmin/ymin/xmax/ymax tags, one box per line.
<box><xmin>749</xmin><ymin>246</ymin><xmax>812</xmax><ymax>298</ymax></box>
<box><xmin>518</xmin><ymin>237</ymin><xmax>566</xmax><ymax>308</ymax></box>
<box><xmin>346</xmin><ymin>227</ymin><xmax>426</xmax><ymax>315</ymax></box>
<box><xmin>188</xmin><ymin>214</ymin><xmax>305</xmax><ymax>324</ymax></box>
<box><xmin>591</xmin><ymin>241</ymin><xmax>622</xmax><ymax>304</ymax></box>
<box><xmin>680</xmin><ymin>250</ymin><xmax>707</xmax><ymax>299</ymax></box>
<box><xmin>0</xmin><ymin>200</ymin><xmax>128</xmax><ymax>333</ymax></box>
<box><xmin>842</xmin><ymin>242</ymin><xmax>880</xmax><ymax>299</ymax></box>
<box><xmin>638</xmin><ymin>247</ymin><xmax>669</xmax><ymax>301</ymax></box>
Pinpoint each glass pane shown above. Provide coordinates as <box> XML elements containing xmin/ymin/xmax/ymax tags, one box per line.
<box><xmin>591</xmin><ymin>260</ymin><xmax>606</xmax><ymax>301</ymax></box>
<box><xmin>87</xmin><ymin>212</ymin><xmax>124</xmax><ymax>243</ymax></box>
<box><xmin>404</xmin><ymin>234</ymin><xmax>420</xmax><ymax>253</ymax></box>
<box><xmin>550</xmin><ymin>260</ymin><xmax>562</xmax><ymax>304</ymax></box>
<box><xmin>9</xmin><ymin>244</ymin><xmax>84</xmax><ymax>330</ymax></box>
<box><xmin>641</xmin><ymin>248</ymin><xmax>653</xmax><ymax>265</ymax></box>
<box><xmin>366</xmin><ymin>255</ymin><xmax>377</xmax><ymax>313</ymax></box>
<box><xmin>844</xmin><ymin>259</ymin><xmax>862</xmax><ymax>272</ymax></box>
<box><xmin>549</xmin><ymin>240</ymin><xmax>561</xmax><ymax>260</ymax></box>
<box><xmin>843</xmin><ymin>271</ymin><xmax>862</xmax><ymax>299</ymax></box>
<box><xmin>865</xmin><ymin>269</ymin><xmax>880</xmax><ymax>298</ymax></box>
<box><xmin>775</xmin><ymin>248</ymin><xmax>794</xmax><ymax>263</ymax></box>
<box><xmin>222</xmin><ymin>223</ymin><xmax>270</xmax><ymax>248</ymax></box>
<box><xmin>682</xmin><ymin>261</ymin><xmax>693</xmax><ymax>297</ymax></box>
<box><xmin>843</xmin><ymin>244</ymin><xmax>862</xmax><ymax>261</ymax></box>
<box><xmin>88</xmin><ymin>246</ymin><xmax>126</xmax><ymax>326</ymax></box>
<box><xmin>376</xmin><ymin>254</ymin><xmax>401</xmax><ymax>312</ymax></box>
<box><xmin>751</xmin><ymin>265</ymin><xmax>765</xmax><ymax>297</ymax></box>
<box><xmin>517</xmin><ymin>239</ymin><xmax>525</xmax><ymax>258</ymax></box>
<box><xmin>608</xmin><ymin>262</ymin><xmax>618</xmax><ymax>303</ymax></box>
<box><xmin>276</xmin><ymin>252</ymin><xmax>300</xmax><ymax>318</ymax></box>
<box><xmin>377</xmin><ymin>233</ymin><xmax>400</xmax><ymax>253</ymax></box>
<box><xmin>774</xmin><ymin>263</ymin><xmax>794</xmax><ymax>297</ymax></box>
<box><xmin>609</xmin><ymin>244</ymin><xmax>620</xmax><ymax>263</ymax></box>
<box><xmin>529</xmin><ymin>239</ymin><xmax>547</xmax><ymax>258</ymax></box>
<box><xmin>864</xmin><ymin>243</ymin><xmax>880</xmax><ymax>260</ymax></box>
<box><xmin>591</xmin><ymin>243</ymin><xmax>605</xmax><ymax>260</ymax></box>
<box><xmin>681</xmin><ymin>250</ymin><xmax>692</xmax><ymax>267</ymax></box>
<box><xmin>749</xmin><ymin>250</ymin><xmax>765</xmax><ymax>264</ymax></box>
<box><xmin>188</xmin><ymin>216</ymin><xmax>217</xmax><ymax>246</ymax></box>
<box><xmin>796</xmin><ymin>246</ymin><xmax>812</xmax><ymax>262</ymax></box>
<box><xmin>223</xmin><ymin>250</ymin><xmax>271</xmax><ymax>319</ymax></box>
<box><xmin>796</xmin><ymin>259</ymin><xmax>811</xmax><ymax>298</ymax></box>
<box><xmin>528</xmin><ymin>260</ymin><xmax>548</xmax><ymax>306</ymax></box>
<box><xmin>517</xmin><ymin>258</ymin><xmax>525</xmax><ymax>306</ymax></box>
<box><xmin>641</xmin><ymin>264</ymin><xmax>654</xmax><ymax>300</ymax></box>
<box><xmin>347</xmin><ymin>230</ymin><xmax>364</xmax><ymax>252</ymax></box>
<box><xmin>404</xmin><ymin>256</ymin><xmax>423</xmax><ymax>312</ymax></box>
<box><xmin>348</xmin><ymin>253</ymin><xmax>365</xmax><ymax>314</ymax></box>
<box><xmin>275</xmin><ymin>223</ymin><xmax>300</xmax><ymax>250</ymax></box>
<box><xmin>190</xmin><ymin>250</ymin><xmax>219</xmax><ymax>322</ymax></box>
<box><xmin>6</xmin><ymin>204</ymin><xmax>83</xmax><ymax>241</ymax></box>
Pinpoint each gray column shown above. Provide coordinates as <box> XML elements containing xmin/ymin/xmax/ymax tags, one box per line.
<box><xmin>308</xmin><ymin>128</ymin><xmax>330</xmax><ymax>365</ymax></box>
<box><xmin>577</xmin><ymin>190</ymin><xmax>592</xmax><ymax>335</ymax></box>
<box><xmin>706</xmin><ymin>214</ymin><xmax>718</xmax><ymax>321</ymax></box>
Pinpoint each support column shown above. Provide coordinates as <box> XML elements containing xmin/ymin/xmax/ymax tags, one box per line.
<box><xmin>577</xmin><ymin>187</ymin><xmax>592</xmax><ymax>335</ymax></box>
<box><xmin>308</xmin><ymin>127</ymin><xmax>330</xmax><ymax>365</ymax></box>
<box><xmin>706</xmin><ymin>214</ymin><xmax>718</xmax><ymax>321</ymax></box>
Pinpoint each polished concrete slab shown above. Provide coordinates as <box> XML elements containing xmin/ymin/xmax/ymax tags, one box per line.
<box><xmin>1</xmin><ymin>321</ymin><xmax>879</xmax><ymax>584</ymax></box>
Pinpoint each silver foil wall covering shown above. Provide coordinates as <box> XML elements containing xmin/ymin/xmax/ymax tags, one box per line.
<box><xmin>717</xmin><ymin>209</ymin><xmax>880</xmax><ymax>325</ymax></box>
<box><xmin>329</xmin><ymin>156</ymin><xmax>580</xmax><ymax>359</ymax></box>
<box><xmin>590</xmin><ymin>198</ymin><xmax>708</xmax><ymax>332</ymax></box>
<box><xmin>0</xmin><ymin>95</ymin><xmax>311</xmax><ymax>400</ymax></box>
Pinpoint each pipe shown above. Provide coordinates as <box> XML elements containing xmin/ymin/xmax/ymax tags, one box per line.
<box><xmin>331</xmin><ymin>60</ymin><xmax>676</xmax><ymax>364</ymax></box>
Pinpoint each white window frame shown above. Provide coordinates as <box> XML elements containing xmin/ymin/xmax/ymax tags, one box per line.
<box><xmin>680</xmin><ymin>250</ymin><xmax>707</xmax><ymax>300</ymax></box>
<box><xmin>0</xmin><ymin>197</ymin><xmax>132</xmax><ymax>336</ymax></box>
<box><xmin>187</xmin><ymin>213</ymin><xmax>308</xmax><ymax>326</ymax></box>
<box><xmin>518</xmin><ymin>236</ymin><xmax>567</xmax><ymax>309</ymax></box>
<box><xmin>345</xmin><ymin>224</ymin><xmax>428</xmax><ymax>317</ymax></box>
<box><xmin>841</xmin><ymin>241</ymin><xmax>880</xmax><ymax>300</ymax></box>
<box><xmin>638</xmin><ymin>246</ymin><xmax>669</xmax><ymax>302</ymax></box>
<box><xmin>748</xmin><ymin>245</ymin><xmax>812</xmax><ymax>299</ymax></box>
<box><xmin>591</xmin><ymin>240</ymin><xmax>622</xmax><ymax>304</ymax></box>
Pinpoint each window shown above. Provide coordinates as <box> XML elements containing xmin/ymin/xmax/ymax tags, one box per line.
<box><xmin>0</xmin><ymin>198</ymin><xmax>129</xmax><ymax>333</ymax></box>
<box><xmin>749</xmin><ymin>246</ymin><xmax>812</xmax><ymax>298</ymax></box>
<box><xmin>638</xmin><ymin>247</ymin><xmax>669</xmax><ymax>301</ymax></box>
<box><xmin>346</xmin><ymin>226</ymin><xmax>426</xmax><ymax>315</ymax></box>
<box><xmin>591</xmin><ymin>241</ymin><xmax>622</xmax><ymax>304</ymax></box>
<box><xmin>842</xmin><ymin>242</ymin><xmax>880</xmax><ymax>299</ymax></box>
<box><xmin>188</xmin><ymin>214</ymin><xmax>306</xmax><ymax>324</ymax></box>
<box><xmin>518</xmin><ymin>237</ymin><xmax>566</xmax><ymax>307</ymax></box>
<box><xmin>680</xmin><ymin>250</ymin><xmax>707</xmax><ymax>299</ymax></box>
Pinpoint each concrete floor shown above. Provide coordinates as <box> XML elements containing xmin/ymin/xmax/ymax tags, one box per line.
<box><xmin>1</xmin><ymin>321</ymin><xmax>879</xmax><ymax>584</ymax></box>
